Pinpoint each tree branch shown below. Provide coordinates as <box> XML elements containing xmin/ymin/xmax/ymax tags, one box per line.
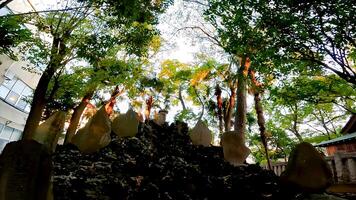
<box><xmin>182</xmin><ymin>0</ymin><xmax>208</xmax><ymax>7</ymax></box>
<box><xmin>176</xmin><ymin>26</ymin><xmax>223</xmax><ymax>48</ymax></box>
<box><xmin>0</xmin><ymin>5</ymin><xmax>93</xmax><ymax>18</ymax></box>
<box><xmin>0</xmin><ymin>0</ymin><xmax>13</xmax><ymax>10</ymax></box>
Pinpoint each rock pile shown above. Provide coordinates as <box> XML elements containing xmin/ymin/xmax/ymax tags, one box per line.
<box><xmin>53</xmin><ymin>121</ymin><xmax>284</xmax><ymax>200</ymax></box>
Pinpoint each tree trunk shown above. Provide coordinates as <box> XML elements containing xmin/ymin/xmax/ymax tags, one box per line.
<box><xmin>64</xmin><ymin>91</ymin><xmax>94</xmax><ymax>144</ymax></box>
<box><xmin>254</xmin><ymin>92</ymin><xmax>272</xmax><ymax>170</ymax></box>
<box><xmin>224</xmin><ymin>87</ymin><xmax>236</xmax><ymax>132</ymax></box>
<box><xmin>291</xmin><ymin>104</ymin><xmax>303</xmax><ymax>142</ymax></box>
<box><xmin>0</xmin><ymin>0</ymin><xmax>13</xmax><ymax>10</ymax></box>
<box><xmin>22</xmin><ymin>37</ymin><xmax>66</xmax><ymax>139</ymax></box>
<box><xmin>194</xmin><ymin>87</ymin><xmax>204</xmax><ymax>121</ymax></box>
<box><xmin>317</xmin><ymin>109</ymin><xmax>332</xmax><ymax>140</ymax></box>
<box><xmin>43</xmin><ymin>75</ymin><xmax>61</xmax><ymax>119</ymax></box>
<box><xmin>178</xmin><ymin>85</ymin><xmax>186</xmax><ymax>111</ymax></box>
<box><xmin>234</xmin><ymin>56</ymin><xmax>248</xmax><ymax>139</ymax></box>
<box><xmin>22</xmin><ymin>70</ymin><xmax>54</xmax><ymax>139</ymax></box>
<box><xmin>215</xmin><ymin>85</ymin><xmax>223</xmax><ymax>134</ymax></box>
<box><xmin>145</xmin><ymin>96</ymin><xmax>153</xmax><ymax>122</ymax></box>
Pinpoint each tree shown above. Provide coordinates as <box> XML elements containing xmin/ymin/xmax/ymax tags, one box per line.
<box><xmin>158</xmin><ymin>59</ymin><xmax>192</xmax><ymax>111</ymax></box>
<box><xmin>249</xmin><ymin>69</ymin><xmax>272</xmax><ymax>169</ymax></box>
<box><xmin>63</xmin><ymin>58</ymin><xmax>138</xmax><ymax>143</ymax></box>
<box><xmin>261</xmin><ymin>0</ymin><xmax>356</xmax><ymax>85</ymax></box>
<box><xmin>20</xmin><ymin>0</ymin><xmax>171</xmax><ymax>138</ymax></box>
<box><xmin>22</xmin><ymin>6</ymin><xmax>93</xmax><ymax>139</ymax></box>
<box><xmin>204</xmin><ymin>0</ymin><xmax>280</xmax><ymax>140</ymax></box>
<box><xmin>266</xmin><ymin>74</ymin><xmax>354</xmax><ymax>142</ymax></box>
<box><xmin>214</xmin><ymin>84</ymin><xmax>223</xmax><ymax>133</ymax></box>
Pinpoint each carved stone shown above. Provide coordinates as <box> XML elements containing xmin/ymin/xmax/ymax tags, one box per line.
<box><xmin>153</xmin><ymin>110</ymin><xmax>168</xmax><ymax>126</ymax></box>
<box><xmin>112</xmin><ymin>108</ymin><xmax>139</xmax><ymax>137</ymax></box>
<box><xmin>0</xmin><ymin>140</ymin><xmax>52</xmax><ymax>200</ymax></box>
<box><xmin>71</xmin><ymin>106</ymin><xmax>111</xmax><ymax>153</ymax></box>
<box><xmin>190</xmin><ymin>120</ymin><xmax>212</xmax><ymax>147</ymax></box>
<box><xmin>31</xmin><ymin>111</ymin><xmax>66</xmax><ymax>152</ymax></box>
<box><xmin>221</xmin><ymin>131</ymin><xmax>250</xmax><ymax>166</ymax></box>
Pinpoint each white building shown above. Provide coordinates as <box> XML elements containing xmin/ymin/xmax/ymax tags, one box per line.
<box><xmin>0</xmin><ymin>2</ymin><xmax>41</xmax><ymax>151</ymax></box>
<box><xmin>0</xmin><ymin>55</ymin><xmax>40</xmax><ymax>151</ymax></box>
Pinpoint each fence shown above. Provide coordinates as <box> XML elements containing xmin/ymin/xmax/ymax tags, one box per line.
<box><xmin>267</xmin><ymin>152</ymin><xmax>356</xmax><ymax>183</ymax></box>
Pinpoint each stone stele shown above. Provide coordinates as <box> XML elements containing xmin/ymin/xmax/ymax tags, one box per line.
<box><xmin>31</xmin><ymin>111</ymin><xmax>66</xmax><ymax>153</ymax></box>
<box><xmin>221</xmin><ymin>131</ymin><xmax>250</xmax><ymax>166</ymax></box>
<box><xmin>190</xmin><ymin>120</ymin><xmax>212</xmax><ymax>147</ymax></box>
<box><xmin>0</xmin><ymin>140</ymin><xmax>52</xmax><ymax>200</ymax></box>
<box><xmin>112</xmin><ymin>108</ymin><xmax>139</xmax><ymax>137</ymax></box>
<box><xmin>71</xmin><ymin>106</ymin><xmax>111</xmax><ymax>153</ymax></box>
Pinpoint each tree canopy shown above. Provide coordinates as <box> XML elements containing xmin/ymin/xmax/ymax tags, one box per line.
<box><xmin>0</xmin><ymin>0</ymin><xmax>355</xmax><ymax>163</ymax></box>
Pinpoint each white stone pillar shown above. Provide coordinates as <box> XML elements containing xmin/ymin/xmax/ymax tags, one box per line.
<box><xmin>347</xmin><ymin>158</ymin><xmax>356</xmax><ymax>182</ymax></box>
<box><xmin>334</xmin><ymin>152</ymin><xmax>344</xmax><ymax>183</ymax></box>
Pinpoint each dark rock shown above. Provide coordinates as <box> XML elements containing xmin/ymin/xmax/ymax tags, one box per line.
<box><xmin>53</xmin><ymin>121</ymin><xmax>286</xmax><ymax>200</ymax></box>
<box><xmin>280</xmin><ymin>142</ymin><xmax>333</xmax><ymax>192</ymax></box>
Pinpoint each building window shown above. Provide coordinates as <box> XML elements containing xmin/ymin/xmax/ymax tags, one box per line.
<box><xmin>0</xmin><ymin>122</ymin><xmax>22</xmax><ymax>152</ymax></box>
<box><xmin>0</xmin><ymin>70</ymin><xmax>33</xmax><ymax>113</ymax></box>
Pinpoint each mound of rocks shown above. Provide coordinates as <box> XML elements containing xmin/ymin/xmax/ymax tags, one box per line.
<box><xmin>53</xmin><ymin>121</ymin><xmax>284</xmax><ymax>200</ymax></box>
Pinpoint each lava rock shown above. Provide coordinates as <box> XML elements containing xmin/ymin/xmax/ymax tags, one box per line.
<box><xmin>53</xmin><ymin>121</ymin><xmax>287</xmax><ymax>200</ymax></box>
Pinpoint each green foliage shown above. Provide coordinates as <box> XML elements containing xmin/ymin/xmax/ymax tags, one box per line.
<box><xmin>80</xmin><ymin>0</ymin><xmax>172</xmax><ymax>24</ymax></box>
<box><xmin>0</xmin><ymin>16</ymin><xmax>32</xmax><ymax>59</ymax></box>
<box><xmin>304</xmin><ymin>133</ymin><xmax>340</xmax><ymax>145</ymax></box>
<box><xmin>46</xmin><ymin>56</ymin><xmax>141</xmax><ymax>113</ymax></box>
<box><xmin>174</xmin><ymin>108</ymin><xmax>197</xmax><ymax>123</ymax></box>
<box><xmin>204</xmin><ymin>0</ymin><xmax>283</xmax><ymax>77</ymax></box>
<box><xmin>77</xmin><ymin>0</ymin><xmax>173</xmax><ymax>57</ymax></box>
<box><xmin>269</xmin><ymin>75</ymin><xmax>356</xmax><ymax>114</ymax></box>
<box><xmin>260</xmin><ymin>0</ymin><xmax>356</xmax><ymax>84</ymax></box>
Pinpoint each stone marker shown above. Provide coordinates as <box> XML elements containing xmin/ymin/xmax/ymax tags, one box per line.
<box><xmin>112</xmin><ymin>108</ymin><xmax>139</xmax><ymax>137</ymax></box>
<box><xmin>71</xmin><ymin>106</ymin><xmax>111</xmax><ymax>153</ymax></box>
<box><xmin>31</xmin><ymin>111</ymin><xmax>66</xmax><ymax>152</ymax></box>
<box><xmin>0</xmin><ymin>140</ymin><xmax>52</xmax><ymax>200</ymax></box>
<box><xmin>153</xmin><ymin>110</ymin><xmax>168</xmax><ymax>126</ymax></box>
<box><xmin>189</xmin><ymin>120</ymin><xmax>212</xmax><ymax>147</ymax></box>
<box><xmin>280</xmin><ymin>142</ymin><xmax>333</xmax><ymax>192</ymax></box>
<box><xmin>221</xmin><ymin>131</ymin><xmax>250</xmax><ymax>166</ymax></box>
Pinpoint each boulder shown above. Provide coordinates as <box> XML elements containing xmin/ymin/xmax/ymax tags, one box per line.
<box><xmin>221</xmin><ymin>131</ymin><xmax>250</xmax><ymax>166</ymax></box>
<box><xmin>189</xmin><ymin>120</ymin><xmax>212</xmax><ymax>147</ymax></box>
<box><xmin>280</xmin><ymin>142</ymin><xmax>333</xmax><ymax>192</ymax></box>
<box><xmin>31</xmin><ymin>111</ymin><xmax>66</xmax><ymax>152</ymax></box>
<box><xmin>0</xmin><ymin>140</ymin><xmax>52</xmax><ymax>200</ymax></box>
<box><xmin>71</xmin><ymin>106</ymin><xmax>111</xmax><ymax>153</ymax></box>
<box><xmin>112</xmin><ymin>108</ymin><xmax>140</xmax><ymax>137</ymax></box>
